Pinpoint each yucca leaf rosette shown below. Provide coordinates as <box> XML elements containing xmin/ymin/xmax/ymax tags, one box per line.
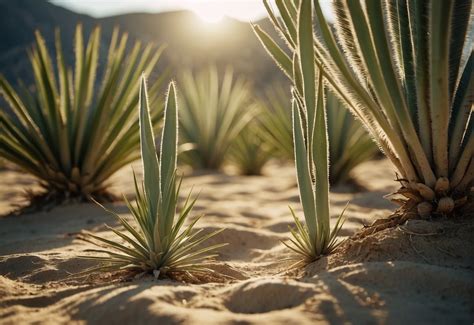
<box><xmin>0</xmin><ymin>25</ymin><xmax>166</xmax><ymax>204</ymax></box>
<box><xmin>82</xmin><ymin>77</ymin><xmax>226</xmax><ymax>277</ymax></box>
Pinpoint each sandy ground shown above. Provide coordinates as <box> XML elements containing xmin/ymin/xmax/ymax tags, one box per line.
<box><xmin>0</xmin><ymin>159</ymin><xmax>473</xmax><ymax>324</ymax></box>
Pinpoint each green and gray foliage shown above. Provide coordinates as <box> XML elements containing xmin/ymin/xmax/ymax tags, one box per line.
<box><xmin>260</xmin><ymin>84</ymin><xmax>378</xmax><ymax>184</ymax></box>
<box><xmin>259</xmin><ymin>84</ymin><xmax>297</xmax><ymax>161</ymax></box>
<box><xmin>82</xmin><ymin>78</ymin><xmax>225</xmax><ymax>277</ymax></box>
<box><xmin>0</xmin><ymin>25</ymin><xmax>166</xmax><ymax>202</ymax></box>
<box><xmin>255</xmin><ymin>0</ymin><xmax>473</xmax><ymax>217</ymax></box>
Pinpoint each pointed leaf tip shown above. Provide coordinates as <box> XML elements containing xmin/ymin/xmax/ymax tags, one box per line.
<box><xmin>159</xmin><ymin>79</ymin><xmax>179</xmax><ymax>236</ymax></box>
<box><xmin>167</xmin><ymin>80</ymin><xmax>176</xmax><ymax>96</ymax></box>
<box><xmin>138</xmin><ymin>73</ymin><xmax>160</xmax><ymax>220</ymax></box>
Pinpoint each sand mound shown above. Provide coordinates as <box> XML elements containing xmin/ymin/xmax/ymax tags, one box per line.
<box><xmin>0</xmin><ymin>160</ymin><xmax>473</xmax><ymax>324</ymax></box>
<box><xmin>327</xmin><ymin>261</ymin><xmax>474</xmax><ymax>302</ymax></box>
<box><xmin>224</xmin><ymin>278</ymin><xmax>316</xmax><ymax>313</ymax></box>
<box><xmin>327</xmin><ymin>217</ymin><xmax>474</xmax><ymax>270</ymax></box>
<box><xmin>300</xmin><ymin>261</ymin><xmax>474</xmax><ymax>324</ymax></box>
<box><xmin>202</xmin><ymin>225</ymin><xmax>283</xmax><ymax>261</ymax></box>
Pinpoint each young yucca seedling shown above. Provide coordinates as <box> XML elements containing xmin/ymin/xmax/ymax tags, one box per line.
<box><xmin>255</xmin><ymin>0</ymin><xmax>473</xmax><ymax>218</ymax></box>
<box><xmin>258</xmin><ymin>1</ymin><xmax>346</xmax><ymax>263</ymax></box>
<box><xmin>260</xmin><ymin>84</ymin><xmax>378</xmax><ymax>184</ymax></box>
<box><xmin>0</xmin><ymin>25</ymin><xmax>166</xmax><ymax>204</ymax></box>
<box><xmin>228</xmin><ymin>117</ymin><xmax>274</xmax><ymax>176</ymax></box>
<box><xmin>178</xmin><ymin>66</ymin><xmax>254</xmax><ymax>170</ymax></box>
<box><xmin>82</xmin><ymin>77</ymin><xmax>225</xmax><ymax>278</ymax></box>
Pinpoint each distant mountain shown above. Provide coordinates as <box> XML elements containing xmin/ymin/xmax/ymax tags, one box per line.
<box><xmin>0</xmin><ymin>0</ymin><xmax>287</xmax><ymax>94</ymax></box>
<box><xmin>0</xmin><ymin>0</ymin><xmax>96</xmax><ymax>84</ymax></box>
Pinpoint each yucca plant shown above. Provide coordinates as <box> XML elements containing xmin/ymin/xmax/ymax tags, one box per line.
<box><xmin>255</xmin><ymin>0</ymin><xmax>473</xmax><ymax>218</ymax></box>
<box><xmin>259</xmin><ymin>84</ymin><xmax>295</xmax><ymax>161</ymax></box>
<box><xmin>0</xmin><ymin>25</ymin><xmax>166</xmax><ymax>203</ymax></box>
<box><xmin>82</xmin><ymin>78</ymin><xmax>225</xmax><ymax>277</ymax></box>
<box><xmin>257</xmin><ymin>1</ymin><xmax>346</xmax><ymax>263</ymax></box>
<box><xmin>260</xmin><ymin>84</ymin><xmax>378</xmax><ymax>184</ymax></box>
<box><xmin>178</xmin><ymin>66</ymin><xmax>254</xmax><ymax>170</ymax></box>
<box><xmin>228</xmin><ymin>118</ymin><xmax>274</xmax><ymax>175</ymax></box>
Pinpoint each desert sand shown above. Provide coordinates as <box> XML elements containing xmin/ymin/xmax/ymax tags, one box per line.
<box><xmin>0</xmin><ymin>159</ymin><xmax>473</xmax><ymax>324</ymax></box>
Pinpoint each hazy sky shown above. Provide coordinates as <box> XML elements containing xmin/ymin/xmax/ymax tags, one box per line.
<box><xmin>50</xmin><ymin>0</ymin><xmax>333</xmax><ymax>23</ymax></box>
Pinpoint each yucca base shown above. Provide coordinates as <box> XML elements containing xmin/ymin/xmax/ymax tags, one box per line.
<box><xmin>392</xmin><ymin>176</ymin><xmax>471</xmax><ymax>216</ymax></box>
<box><xmin>12</xmin><ymin>184</ymin><xmax>118</xmax><ymax>214</ymax></box>
<box><xmin>357</xmin><ymin>177</ymin><xmax>473</xmax><ymax>237</ymax></box>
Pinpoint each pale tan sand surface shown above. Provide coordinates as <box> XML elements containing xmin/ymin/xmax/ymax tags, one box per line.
<box><xmin>0</xmin><ymin>159</ymin><xmax>473</xmax><ymax>324</ymax></box>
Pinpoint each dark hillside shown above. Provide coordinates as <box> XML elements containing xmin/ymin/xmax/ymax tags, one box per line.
<box><xmin>0</xmin><ymin>0</ymin><xmax>96</xmax><ymax>83</ymax></box>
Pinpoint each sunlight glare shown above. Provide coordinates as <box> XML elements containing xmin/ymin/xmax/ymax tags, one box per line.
<box><xmin>191</xmin><ymin>4</ymin><xmax>225</xmax><ymax>23</ymax></box>
<box><xmin>185</xmin><ymin>0</ymin><xmax>268</xmax><ymax>24</ymax></box>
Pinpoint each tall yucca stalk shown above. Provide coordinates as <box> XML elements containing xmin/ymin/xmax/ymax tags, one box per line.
<box><xmin>260</xmin><ymin>85</ymin><xmax>378</xmax><ymax>184</ymax></box>
<box><xmin>259</xmin><ymin>1</ymin><xmax>346</xmax><ymax>263</ymax></box>
<box><xmin>255</xmin><ymin>0</ymin><xmax>473</xmax><ymax>217</ymax></box>
<box><xmin>178</xmin><ymin>67</ymin><xmax>254</xmax><ymax>170</ymax></box>
<box><xmin>0</xmin><ymin>25</ymin><xmax>166</xmax><ymax>203</ymax></box>
<box><xmin>82</xmin><ymin>78</ymin><xmax>225</xmax><ymax>277</ymax></box>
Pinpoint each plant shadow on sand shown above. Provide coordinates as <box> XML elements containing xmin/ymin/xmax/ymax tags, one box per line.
<box><xmin>301</xmin><ymin>217</ymin><xmax>474</xmax><ymax>323</ymax></box>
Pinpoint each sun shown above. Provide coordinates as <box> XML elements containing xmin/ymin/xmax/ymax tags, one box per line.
<box><xmin>183</xmin><ymin>0</ymin><xmax>273</xmax><ymax>23</ymax></box>
<box><xmin>190</xmin><ymin>5</ymin><xmax>226</xmax><ymax>23</ymax></box>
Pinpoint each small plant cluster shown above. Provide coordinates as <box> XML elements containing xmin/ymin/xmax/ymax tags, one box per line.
<box><xmin>253</xmin><ymin>0</ymin><xmax>473</xmax><ymax>260</ymax></box>
<box><xmin>0</xmin><ymin>26</ymin><xmax>225</xmax><ymax>277</ymax></box>
<box><xmin>177</xmin><ymin>66</ymin><xmax>378</xmax><ymax>180</ymax></box>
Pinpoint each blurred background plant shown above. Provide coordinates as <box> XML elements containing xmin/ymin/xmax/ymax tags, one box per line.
<box><xmin>178</xmin><ymin>66</ymin><xmax>254</xmax><ymax>171</ymax></box>
<box><xmin>227</xmin><ymin>116</ymin><xmax>275</xmax><ymax>176</ymax></box>
<box><xmin>259</xmin><ymin>84</ymin><xmax>294</xmax><ymax>161</ymax></box>
<box><xmin>325</xmin><ymin>92</ymin><xmax>378</xmax><ymax>184</ymax></box>
<box><xmin>0</xmin><ymin>25</ymin><xmax>166</xmax><ymax>205</ymax></box>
